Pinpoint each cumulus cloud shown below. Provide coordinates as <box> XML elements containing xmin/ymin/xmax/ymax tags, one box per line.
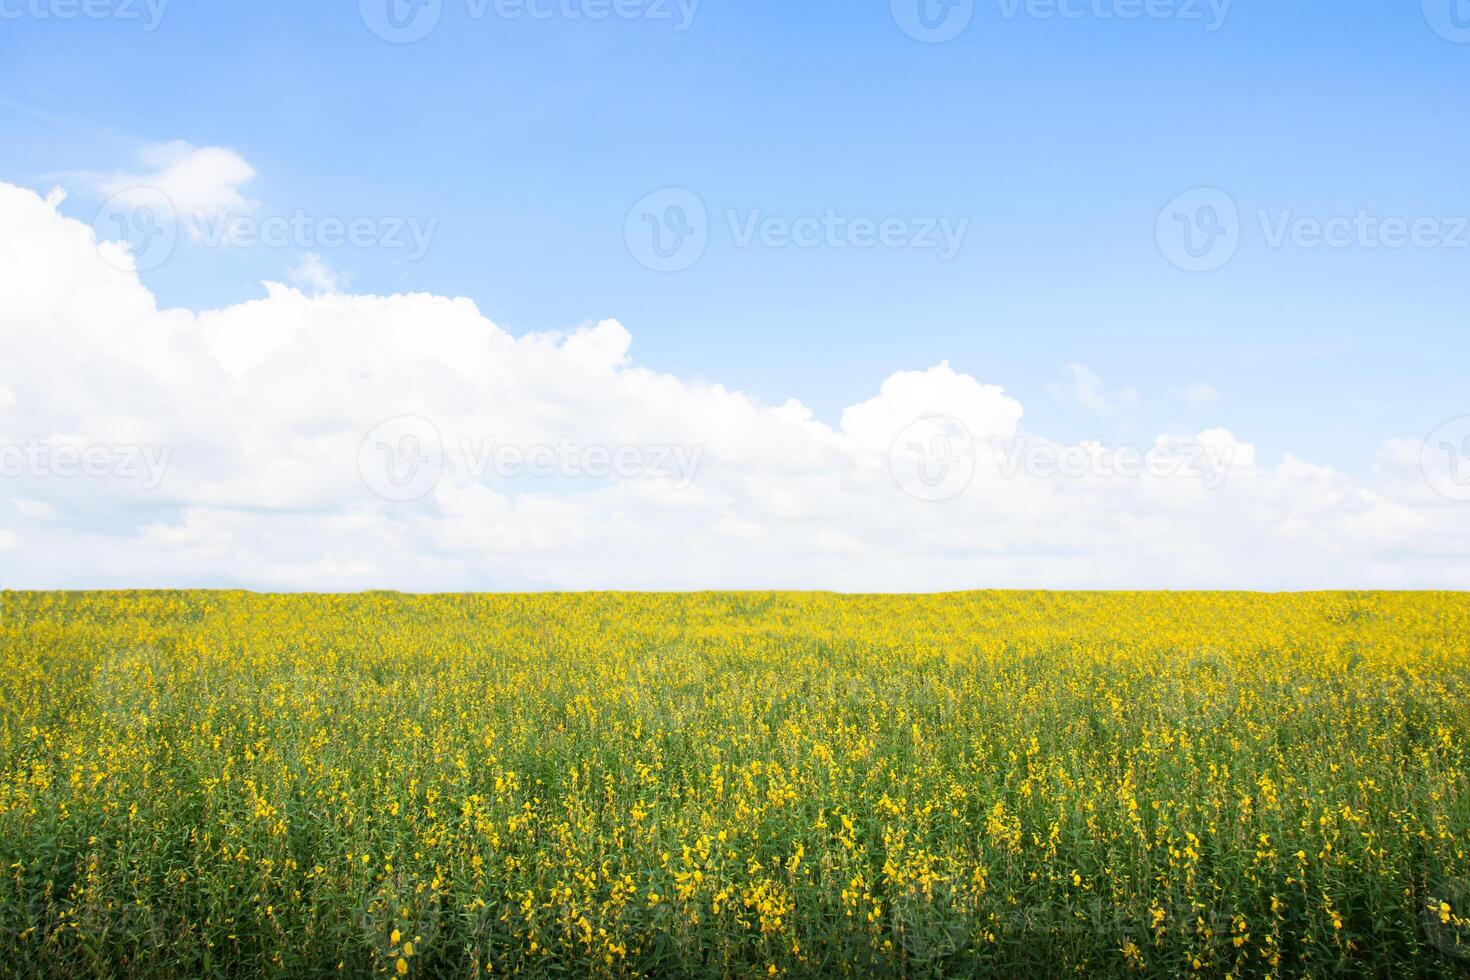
<box><xmin>0</xmin><ymin>178</ymin><xmax>1466</xmax><ymax>591</ymax></box>
<box><xmin>287</xmin><ymin>252</ymin><xmax>349</xmax><ymax>295</ymax></box>
<box><xmin>71</xmin><ymin>142</ymin><xmax>256</xmax><ymax>239</ymax></box>
<box><xmin>1048</xmin><ymin>363</ymin><xmax>1139</xmax><ymax>415</ymax></box>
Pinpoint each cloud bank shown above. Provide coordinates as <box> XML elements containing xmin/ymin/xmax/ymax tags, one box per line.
<box><xmin>0</xmin><ymin>179</ymin><xmax>1466</xmax><ymax>591</ymax></box>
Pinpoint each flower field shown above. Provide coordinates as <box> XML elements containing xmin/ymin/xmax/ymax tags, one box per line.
<box><xmin>1</xmin><ymin>590</ymin><xmax>1468</xmax><ymax>976</ymax></box>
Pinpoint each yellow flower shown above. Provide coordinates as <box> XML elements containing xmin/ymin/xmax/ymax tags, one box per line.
<box><xmin>7</xmin><ymin>590</ymin><xmax>1467</xmax><ymax>975</ymax></box>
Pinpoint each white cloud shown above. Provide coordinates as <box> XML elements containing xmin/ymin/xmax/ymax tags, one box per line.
<box><xmin>287</xmin><ymin>252</ymin><xmax>349</xmax><ymax>295</ymax></box>
<box><xmin>1183</xmin><ymin>382</ymin><xmax>1219</xmax><ymax>406</ymax></box>
<box><xmin>75</xmin><ymin>142</ymin><xmax>256</xmax><ymax>238</ymax></box>
<box><xmin>12</xmin><ymin>500</ymin><xmax>57</xmax><ymax>520</ymax></box>
<box><xmin>1048</xmin><ymin>363</ymin><xmax>1139</xmax><ymax>415</ymax></box>
<box><xmin>0</xmin><ymin>178</ymin><xmax>1467</xmax><ymax>591</ymax></box>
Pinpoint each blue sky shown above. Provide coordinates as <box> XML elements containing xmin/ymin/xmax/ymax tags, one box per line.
<box><xmin>2</xmin><ymin>2</ymin><xmax>1466</xmax><ymax>475</ymax></box>
<box><xmin>1</xmin><ymin>1</ymin><xmax>1469</xmax><ymax>593</ymax></box>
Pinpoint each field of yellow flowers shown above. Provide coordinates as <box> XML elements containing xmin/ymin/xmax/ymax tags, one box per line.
<box><xmin>1</xmin><ymin>591</ymin><xmax>1468</xmax><ymax>976</ymax></box>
